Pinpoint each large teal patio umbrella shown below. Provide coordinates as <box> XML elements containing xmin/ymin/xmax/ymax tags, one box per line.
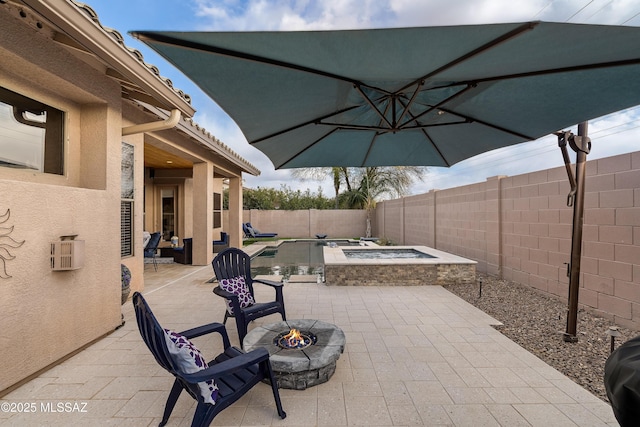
<box><xmin>132</xmin><ymin>22</ymin><xmax>640</xmax><ymax>341</ymax></box>
<box><xmin>132</xmin><ymin>22</ymin><xmax>640</xmax><ymax>169</ymax></box>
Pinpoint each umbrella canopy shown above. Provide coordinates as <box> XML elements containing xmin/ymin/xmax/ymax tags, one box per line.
<box><xmin>132</xmin><ymin>22</ymin><xmax>640</xmax><ymax>169</ymax></box>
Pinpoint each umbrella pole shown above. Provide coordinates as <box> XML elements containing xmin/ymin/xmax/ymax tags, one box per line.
<box><xmin>562</xmin><ymin>121</ymin><xmax>591</xmax><ymax>343</ymax></box>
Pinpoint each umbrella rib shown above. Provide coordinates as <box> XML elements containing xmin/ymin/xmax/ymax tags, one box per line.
<box><xmin>360</xmin><ymin>101</ymin><xmax>395</xmax><ymax>165</ymax></box>
<box><xmin>437</xmin><ymin>107</ymin><xmax>536</xmax><ymax>140</ymax></box>
<box><xmin>397</xmin><ymin>84</ymin><xmax>474</xmax><ymax>129</ymax></box>
<box><xmin>361</xmin><ymin>132</ymin><xmax>381</xmax><ymax>167</ymax></box>
<box><xmin>315</xmin><ymin>123</ymin><xmax>391</xmax><ymax>132</ymax></box>
<box><xmin>355</xmin><ymin>85</ymin><xmax>394</xmax><ymax>129</ymax></box>
<box><xmin>396</xmin><ymin>83</ymin><xmax>537</xmax><ymax>141</ymax></box>
<box><xmin>274</xmin><ymin>128</ymin><xmax>340</xmax><ymax>169</ymax></box>
<box><xmin>131</xmin><ymin>31</ymin><xmax>392</xmax><ymax>96</ymax></box>
<box><xmin>465</xmin><ymin>56</ymin><xmax>640</xmax><ymax>86</ymax></box>
<box><xmin>402</xmin><ymin>120</ymin><xmax>471</xmax><ymax>129</ymax></box>
<box><xmin>396</xmin><ymin>21</ymin><xmax>539</xmax><ymax>94</ymax></box>
<box><xmin>249</xmin><ymin>105</ymin><xmax>361</xmax><ymax>144</ymax></box>
<box><xmin>320</xmin><ymin>99</ymin><xmax>395</xmax><ymax>132</ymax></box>
<box><xmin>420</xmin><ymin>129</ymin><xmax>451</xmax><ymax>167</ymax></box>
<box><xmin>396</xmin><ymin>99</ymin><xmax>460</xmax><ymax>167</ymax></box>
<box><xmin>395</xmin><ymin>81</ymin><xmax>424</xmax><ymax>126</ymax></box>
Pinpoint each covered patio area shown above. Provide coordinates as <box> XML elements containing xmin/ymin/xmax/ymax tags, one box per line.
<box><xmin>1</xmin><ymin>264</ymin><xmax>616</xmax><ymax>426</ymax></box>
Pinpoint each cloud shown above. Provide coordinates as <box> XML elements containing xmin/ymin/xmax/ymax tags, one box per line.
<box><xmin>387</xmin><ymin>0</ymin><xmax>547</xmax><ymax>27</ymax></box>
<box><xmin>194</xmin><ymin>0</ymin><xmax>394</xmax><ymax>30</ymax></box>
<box><xmin>194</xmin><ymin>0</ymin><xmax>605</xmax><ymax>30</ymax></box>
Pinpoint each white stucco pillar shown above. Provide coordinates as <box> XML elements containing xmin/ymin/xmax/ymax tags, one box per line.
<box><xmin>192</xmin><ymin>162</ymin><xmax>213</xmax><ymax>265</ymax></box>
<box><xmin>228</xmin><ymin>176</ymin><xmax>243</xmax><ymax>249</ymax></box>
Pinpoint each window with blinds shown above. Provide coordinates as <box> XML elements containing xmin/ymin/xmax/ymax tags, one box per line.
<box><xmin>121</xmin><ymin>201</ymin><xmax>133</xmax><ymax>257</ymax></box>
<box><xmin>121</xmin><ymin>143</ymin><xmax>134</xmax><ymax>257</ymax></box>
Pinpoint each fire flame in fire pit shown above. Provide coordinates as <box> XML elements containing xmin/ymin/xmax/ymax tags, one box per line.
<box><xmin>274</xmin><ymin>327</ymin><xmax>317</xmax><ymax>349</ymax></box>
<box><xmin>283</xmin><ymin>328</ymin><xmax>305</xmax><ymax>347</ymax></box>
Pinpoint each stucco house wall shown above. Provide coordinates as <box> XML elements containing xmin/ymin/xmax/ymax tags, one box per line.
<box><xmin>0</xmin><ymin>1</ymin><xmax>257</xmax><ymax>394</ymax></box>
<box><xmin>0</xmin><ymin>8</ymin><xmax>122</xmax><ymax>392</ymax></box>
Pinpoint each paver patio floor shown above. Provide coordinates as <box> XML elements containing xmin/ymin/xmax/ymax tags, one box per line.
<box><xmin>0</xmin><ymin>263</ymin><xmax>617</xmax><ymax>426</ymax></box>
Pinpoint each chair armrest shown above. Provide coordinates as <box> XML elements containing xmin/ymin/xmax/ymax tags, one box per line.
<box><xmin>178</xmin><ymin>322</ymin><xmax>231</xmax><ymax>349</ymax></box>
<box><xmin>254</xmin><ymin>279</ymin><xmax>284</xmax><ymax>302</ymax></box>
<box><xmin>254</xmin><ymin>278</ymin><xmax>283</xmax><ymax>288</ymax></box>
<box><xmin>180</xmin><ymin>347</ymin><xmax>270</xmax><ymax>383</ymax></box>
<box><xmin>212</xmin><ymin>286</ymin><xmax>242</xmax><ymax>321</ymax></box>
<box><xmin>213</xmin><ymin>286</ymin><xmax>238</xmax><ymax>299</ymax></box>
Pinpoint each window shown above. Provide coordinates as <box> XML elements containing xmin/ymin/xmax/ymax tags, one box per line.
<box><xmin>121</xmin><ymin>201</ymin><xmax>133</xmax><ymax>257</ymax></box>
<box><xmin>121</xmin><ymin>143</ymin><xmax>134</xmax><ymax>257</ymax></box>
<box><xmin>213</xmin><ymin>192</ymin><xmax>222</xmax><ymax>228</ymax></box>
<box><xmin>0</xmin><ymin>86</ymin><xmax>65</xmax><ymax>174</ymax></box>
<box><xmin>161</xmin><ymin>187</ymin><xmax>177</xmax><ymax>241</ymax></box>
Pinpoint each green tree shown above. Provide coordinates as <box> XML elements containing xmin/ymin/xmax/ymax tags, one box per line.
<box><xmin>291</xmin><ymin>167</ymin><xmax>354</xmax><ymax>208</ymax></box>
<box><xmin>224</xmin><ymin>185</ymin><xmax>333</xmax><ymax>210</ymax></box>
<box><xmin>340</xmin><ymin>167</ymin><xmax>428</xmax><ymax>236</ymax></box>
<box><xmin>293</xmin><ymin>165</ymin><xmax>427</xmax><ymax>208</ymax></box>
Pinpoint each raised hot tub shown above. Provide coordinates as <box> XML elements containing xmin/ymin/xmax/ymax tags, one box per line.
<box><xmin>323</xmin><ymin>245</ymin><xmax>476</xmax><ymax>286</ymax></box>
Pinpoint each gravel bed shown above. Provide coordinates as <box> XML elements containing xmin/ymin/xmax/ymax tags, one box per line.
<box><xmin>444</xmin><ymin>273</ymin><xmax>639</xmax><ymax>402</ymax></box>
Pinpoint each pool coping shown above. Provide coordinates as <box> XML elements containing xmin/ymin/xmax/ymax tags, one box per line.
<box><xmin>243</xmin><ymin>238</ymin><xmax>374</xmax><ymax>259</ymax></box>
<box><xmin>323</xmin><ymin>245</ymin><xmax>478</xmax><ymax>266</ymax></box>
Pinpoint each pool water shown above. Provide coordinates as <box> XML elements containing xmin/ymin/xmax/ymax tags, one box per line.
<box><xmin>250</xmin><ymin>240</ymin><xmax>356</xmax><ymax>280</ymax></box>
<box><xmin>342</xmin><ymin>248</ymin><xmax>435</xmax><ymax>259</ymax></box>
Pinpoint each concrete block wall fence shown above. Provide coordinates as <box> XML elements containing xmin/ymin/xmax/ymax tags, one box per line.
<box><xmin>223</xmin><ymin>209</ymin><xmax>368</xmax><ymax>239</ymax></box>
<box><xmin>375</xmin><ymin>151</ymin><xmax>640</xmax><ymax>330</ymax></box>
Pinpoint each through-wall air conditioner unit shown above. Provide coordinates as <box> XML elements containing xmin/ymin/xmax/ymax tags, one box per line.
<box><xmin>51</xmin><ymin>235</ymin><xmax>85</xmax><ymax>271</ymax></box>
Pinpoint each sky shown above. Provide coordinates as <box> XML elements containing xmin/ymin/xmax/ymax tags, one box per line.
<box><xmin>87</xmin><ymin>0</ymin><xmax>640</xmax><ymax>197</ymax></box>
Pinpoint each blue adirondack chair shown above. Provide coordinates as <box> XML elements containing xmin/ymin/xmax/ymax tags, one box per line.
<box><xmin>133</xmin><ymin>292</ymin><xmax>286</xmax><ymax>426</ymax></box>
<box><xmin>211</xmin><ymin>247</ymin><xmax>286</xmax><ymax>346</ymax></box>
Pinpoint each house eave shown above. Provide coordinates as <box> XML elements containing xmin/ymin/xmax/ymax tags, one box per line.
<box><xmin>18</xmin><ymin>0</ymin><xmax>196</xmax><ymax>117</ymax></box>
<box><xmin>138</xmin><ymin>101</ymin><xmax>261</xmax><ymax>177</ymax></box>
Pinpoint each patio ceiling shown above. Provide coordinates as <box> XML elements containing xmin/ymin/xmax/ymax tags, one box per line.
<box><xmin>144</xmin><ymin>143</ymin><xmax>193</xmax><ymax>170</ymax></box>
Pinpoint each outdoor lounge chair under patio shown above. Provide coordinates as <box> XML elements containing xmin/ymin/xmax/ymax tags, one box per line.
<box><xmin>143</xmin><ymin>232</ymin><xmax>161</xmax><ymax>271</ymax></box>
<box><xmin>172</xmin><ymin>237</ymin><xmax>192</xmax><ymax>264</ymax></box>
<box><xmin>133</xmin><ymin>292</ymin><xmax>286</xmax><ymax>427</ymax></box>
<box><xmin>243</xmin><ymin>222</ymin><xmax>278</xmax><ymax>238</ymax></box>
<box><xmin>211</xmin><ymin>247</ymin><xmax>286</xmax><ymax>346</ymax></box>
<box><xmin>212</xmin><ymin>231</ymin><xmax>229</xmax><ymax>252</ymax></box>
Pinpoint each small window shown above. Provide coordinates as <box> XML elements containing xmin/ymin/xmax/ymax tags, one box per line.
<box><xmin>121</xmin><ymin>201</ymin><xmax>133</xmax><ymax>257</ymax></box>
<box><xmin>213</xmin><ymin>192</ymin><xmax>222</xmax><ymax>228</ymax></box>
<box><xmin>121</xmin><ymin>143</ymin><xmax>134</xmax><ymax>257</ymax></box>
<box><xmin>0</xmin><ymin>86</ymin><xmax>65</xmax><ymax>174</ymax></box>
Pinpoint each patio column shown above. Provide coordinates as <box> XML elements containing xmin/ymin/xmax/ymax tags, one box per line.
<box><xmin>192</xmin><ymin>162</ymin><xmax>213</xmax><ymax>265</ymax></box>
<box><xmin>228</xmin><ymin>176</ymin><xmax>243</xmax><ymax>249</ymax></box>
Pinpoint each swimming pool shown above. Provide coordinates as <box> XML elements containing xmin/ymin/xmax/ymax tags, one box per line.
<box><xmin>250</xmin><ymin>240</ymin><xmax>358</xmax><ymax>280</ymax></box>
<box><xmin>249</xmin><ymin>240</ymin><xmax>476</xmax><ymax>286</ymax></box>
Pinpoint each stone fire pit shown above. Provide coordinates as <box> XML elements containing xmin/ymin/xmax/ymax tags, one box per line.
<box><xmin>243</xmin><ymin>319</ymin><xmax>346</xmax><ymax>390</ymax></box>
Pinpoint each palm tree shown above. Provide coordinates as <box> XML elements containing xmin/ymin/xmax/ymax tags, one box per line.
<box><xmin>293</xmin><ymin>166</ymin><xmax>426</xmax><ymax>209</ymax></box>
<box><xmin>342</xmin><ymin>167</ymin><xmax>427</xmax><ymax>237</ymax></box>
<box><xmin>291</xmin><ymin>167</ymin><xmax>353</xmax><ymax>208</ymax></box>
<box><xmin>292</xmin><ymin>166</ymin><xmax>428</xmax><ymax>236</ymax></box>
